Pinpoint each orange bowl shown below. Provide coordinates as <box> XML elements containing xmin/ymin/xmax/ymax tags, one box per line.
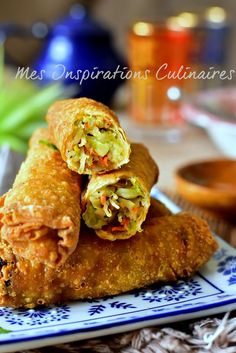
<box><xmin>175</xmin><ymin>159</ymin><xmax>236</xmax><ymax>216</ymax></box>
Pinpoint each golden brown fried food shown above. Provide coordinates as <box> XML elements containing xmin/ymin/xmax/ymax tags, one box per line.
<box><xmin>82</xmin><ymin>143</ymin><xmax>159</xmax><ymax>240</ymax></box>
<box><xmin>147</xmin><ymin>198</ymin><xmax>172</xmax><ymax>219</ymax></box>
<box><xmin>46</xmin><ymin>98</ymin><xmax>130</xmax><ymax>174</ymax></box>
<box><xmin>0</xmin><ymin>128</ymin><xmax>82</xmax><ymax>268</ymax></box>
<box><xmin>0</xmin><ymin>209</ymin><xmax>218</xmax><ymax>308</ymax></box>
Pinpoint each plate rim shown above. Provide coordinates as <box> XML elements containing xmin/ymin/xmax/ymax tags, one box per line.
<box><xmin>1</xmin><ymin>294</ymin><xmax>236</xmax><ymax>347</ymax></box>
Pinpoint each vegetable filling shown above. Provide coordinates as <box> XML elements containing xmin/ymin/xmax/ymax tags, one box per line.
<box><xmin>83</xmin><ymin>178</ymin><xmax>146</xmax><ymax>235</ymax></box>
<box><xmin>66</xmin><ymin>115</ymin><xmax>128</xmax><ymax>173</ymax></box>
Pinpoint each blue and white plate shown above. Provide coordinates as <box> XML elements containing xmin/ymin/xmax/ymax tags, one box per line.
<box><xmin>0</xmin><ymin>189</ymin><xmax>235</xmax><ymax>353</ymax></box>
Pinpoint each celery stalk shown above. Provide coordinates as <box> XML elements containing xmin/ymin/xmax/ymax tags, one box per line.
<box><xmin>0</xmin><ymin>44</ymin><xmax>3</xmax><ymax>90</ymax></box>
<box><xmin>0</xmin><ymin>81</ymin><xmax>37</xmax><ymax>118</ymax></box>
<box><xmin>16</xmin><ymin>120</ymin><xmax>47</xmax><ymax>140</ymax></box>
<box><xmin>0</xmin><ymin>84</ymin><xmax>63</xmax><ymax>131</ymax></box>
<box><xmin>0</xmin><ymin>134</ymin><xmax>27</xmax><ymax>153</ymax></box>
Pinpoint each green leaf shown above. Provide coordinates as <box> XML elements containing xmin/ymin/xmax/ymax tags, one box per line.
<box><xmin>39</xmin><ymin>139</ymin><xmax>59</xmax><ymax>151</ymax></box>
<box><xmin>0</xmin><ymin>80</ymin><xmax>37</xmax><ymax>118</ymax></box>
<box><xmin>0</xmin><ymin>83</ymin><xmax>63</xmax><ymax>131</ymax></box>
<box><xmin>0</xmin><ymin>54</ymin><xmax>76</xmax><ymax>153</ymax></box>
<box><xmin>0</xmin><ymin>327</ymin><xmax>11</xmax><ymax>334</ymax></box>
<box><xmin>0</xmin><ymin>133</ymin><xmax>28</xmax><ymax>153</ymax></box>
<box><xmin>0</xmin><ymin>44</ymin><xmax>4</xmax><ymax>90</ymax></box>
<box><xmin>16</xmin><ymin>120</ymin><xmax>47</xmax><ymax>140</ymax></box>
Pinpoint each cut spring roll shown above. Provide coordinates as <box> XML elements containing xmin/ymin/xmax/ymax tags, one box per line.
<box><xmin>82</xmin><ymin>143</ymin><xmax>159</xmax><ymax>240</ymax></box>
<box><xmin>0</xmin><ymin>128</ymin><xmax>82</xmax><ymax>268</ymax></box>
<box><xmin>0</xmin><ymin>209</ymin><xmax>218</xmax><ymax>308</ymax></box>
<box><xmin>46</xmin><ymin>98</ymin><xmax>131</xmax><ymax>174</ymax></box>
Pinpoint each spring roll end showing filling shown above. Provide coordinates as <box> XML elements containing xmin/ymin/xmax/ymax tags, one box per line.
<box><xmin>0</xmin><ymin>128</ymin><xmax>82</xmax><ymax>268</ymax></box>
<box><xmin>0</xmin><ymin>196</ymin><xmax>79</xmax><ymax>268</ymax></box>
<box><xmin>82</xmin><ymin>176</ymin><xmax>150</xmax><ymax>240</ymax></box>
<box><xmin>66</xmin><ymin>114</ymin><xmax>130</xmax><ymax>174</ymax></box>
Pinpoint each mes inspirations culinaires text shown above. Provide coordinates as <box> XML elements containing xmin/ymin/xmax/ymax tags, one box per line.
<box><xmin>15</xmin><ymin>64</ymin><xmax>236</xmax><ymax>84</ymax></box>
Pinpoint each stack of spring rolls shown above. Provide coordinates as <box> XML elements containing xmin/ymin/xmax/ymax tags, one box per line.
<box><xmin>0</xmin><ymin>98</ymin><xmax>218</xmax><ymax>308</ymax></box>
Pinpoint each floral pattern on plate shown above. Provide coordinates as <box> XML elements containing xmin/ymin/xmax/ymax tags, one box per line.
<box><xmin>0</xmin><ymin>305</ymin><xmax>71</xmax><ymax>327</ymax></box>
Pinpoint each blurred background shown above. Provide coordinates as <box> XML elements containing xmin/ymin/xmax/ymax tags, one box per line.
<box><xmin>1</xmin><ymin>0</ymin><xmax>236</xmax><ymax>68</ymax></box>
<box><xmin>1</xmin><ymin>0</ymin><xmax>236</xmax><ymax>139</ymax></box>
<box><xmin>0</xmin><ymin>0</ymin><xmax>236</xmax><ymax>228</ymax></box>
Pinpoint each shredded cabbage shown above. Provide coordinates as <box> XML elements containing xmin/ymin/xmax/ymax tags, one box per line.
<box><xmin>83</xmin><ymin>178</ymin><xmax>145</xmax><ymax>234</ymax></box>
<box><xmin>117</xmin><ymin>187</ymin><xmax>140</xmax><ymax>199</ymax></box>
<box><xmin>66</xmin><ymin>115</ymin><xmax>129</xmax><ymax>173</ymax></box>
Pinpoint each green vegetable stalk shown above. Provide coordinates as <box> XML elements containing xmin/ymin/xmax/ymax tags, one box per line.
<box><xmin>0</xmin><ymin>44</ymin><xmax>74</xmax><ymax>153</ymax></box>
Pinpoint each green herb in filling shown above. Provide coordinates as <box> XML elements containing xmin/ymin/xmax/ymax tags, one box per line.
<box><xmin>39</xmin><ymin>140</ymin><xmax>58</xmax><ymax>151</ymax></box>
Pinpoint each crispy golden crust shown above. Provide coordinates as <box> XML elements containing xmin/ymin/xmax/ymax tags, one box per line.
<box><xmin>87</xmin><ymin>143</ymin><xmax>158</xmax><ymax>196</ymax></box>
<box><xmin>0</xmin><ymin>209</ymin><xmax>218</xmax><ymax>308</ymax></box>
<box><xmin>46</xmin><ymin>97</ymin><xmax>130</xmax><ymax>174</ymax></box>
<box><xmin>82</xmin><ymin>143</ymin><xmax>159</xmax><ymax>240</ymax></box>
<box><xmin>147</xmin><ymin>198</ymin><xmax>172</xmax><ymax>219</ymax></box>
<box><xmin>0</xmin><ymin>128</ymin><xmax>82</xmax><ymax>268</ymax></box>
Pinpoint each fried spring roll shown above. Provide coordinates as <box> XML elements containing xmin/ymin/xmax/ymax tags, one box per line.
<box><xmin>0</xmin><ymin>128</ymin><xmax>82</xmax><ymax>268</ymax></box>
<box><xmin>82</xmin><ymin>143</ymin><xmax>159</xmax><ymax>240</ymax></box>
<box><xmin>46</xmin><ymin>98</ymin><xmax>131</xmax><ymax>174</ymax></box>
<box><xmin>147</xmin><ymin>198</ymin><xmax>172</xmax><ymax>220</ymax></box>
<box><xmin>0</xmin><ymin>209</ymin><xmax>218</xmax><ymax>308</ymax></box>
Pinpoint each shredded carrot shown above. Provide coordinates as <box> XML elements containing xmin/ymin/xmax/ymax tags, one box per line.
<box><xmin>100</xmin><ymin>155</ymin><xmax>108</xmax><ymax>167</ymax></box>
<box><xmin>132</xmin><ymin>207</ymin><xmax>139</xmax><ymax>213</ymax></box>
<box><xmin>84</xmin><ymin>146</ymin><xmax>97</xmax><ymax>156</ymax></box>
<box><xmin>85</xmin><ymin>122</ymin><xmax>90</xmax><ymax>129</ymax></box>
<box><xmin>89</xmin><ymin>148</ymin><xmax>97</xmax><ymax>156</ymax></box>
<box><xmin>111</xmin><ymin>226</ymin><xmax>124</xmax><ymax>232</ymax></box>
<box><xmin>100</xmin><ymin>195</ymin><xmax>107</xmax><ymax>205</ymax></box>
<box><xmin>103</xmin><ymin>117</ymin><xmax>111</xmax><ymax>126</ymax></box>
<box><xmin>121</xmin><ymin>217</ymin><xmax>129</xmax><ymax>227</ymax></box>
<box><xmin>111</xmin><ymin>218</ymin><xmax>129</xmax><ymax>232</ymax></box>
